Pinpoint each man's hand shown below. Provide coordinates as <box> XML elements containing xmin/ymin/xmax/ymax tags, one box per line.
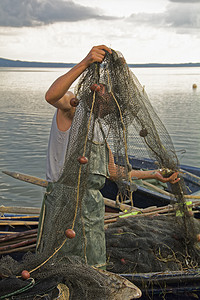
<box><xmin>155</xmin><ymin>170</ymin><xmax>180</xmax><ymax>184</ymax></box>
<box><xmin>82</xmin><ymin>45</ymin><xmax>112</xmax><ymax>67</ymax></box>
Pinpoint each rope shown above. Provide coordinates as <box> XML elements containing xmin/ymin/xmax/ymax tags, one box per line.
<box><xmin>28</xmin><ymin>86</ymin><xmax>98</xmax><ymax>274</ymax></box>
<box><xmin>0</xmin><ymin>278</ymin><xmax>35</xmax><ymax>299</ymax></box>
<box><xmin>110</xmin><ymin>90</ymin><xmax>133</xmax><ymax>206</ymax></box>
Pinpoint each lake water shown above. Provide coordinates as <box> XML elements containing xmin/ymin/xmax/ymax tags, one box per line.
<box><xmin>0</xmin><ymin>67</ymin><xmax>200</xmax><ymax>208</ymax></box>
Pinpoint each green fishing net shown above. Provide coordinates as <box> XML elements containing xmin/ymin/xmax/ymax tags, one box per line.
<box><xmin>0</xmin><ymin>49</ymin><xmax>199</xmax><ymax>299</ymax></box>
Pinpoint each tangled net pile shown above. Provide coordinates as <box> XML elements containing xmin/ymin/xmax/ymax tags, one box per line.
<box><xmin>106</xmin><ymin>215</ymin><xmax>200</xmax><ymax>274</ymax></box>
<box><xmin>0</xmin><ymin>49</ymin><xmax>200</xmax><ymax>299</ymax></box>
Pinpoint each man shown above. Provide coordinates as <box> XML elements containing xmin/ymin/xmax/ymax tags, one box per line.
<box><xmin>37</xmin><ymin>45</ymin><xmax>179</xmax><ymax>267</ymax></box>
<box><xmin>45</xmin><ymin>45</ymin><xmax>179</xmax><ymax>184</ymax></box>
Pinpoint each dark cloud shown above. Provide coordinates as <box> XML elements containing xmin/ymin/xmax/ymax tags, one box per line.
<box><xmin>165</xmin><ymin>4</ymin><xmax>200</xmax><ymax>28</ymax></box>
<box><xmin>127</xmin><ymin>2</ymin><xmax>200</xmax><ymax>32</ymax></box>
<box><xmin>0</xmin><ymin>0</ymin><xmax>117</xmax><ymax>27</ymax></box>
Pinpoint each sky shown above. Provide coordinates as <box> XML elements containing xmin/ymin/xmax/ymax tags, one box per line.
<box><xmin>0</xmin><ymin>0</ymin><xmax>200</xmax><ymax>64</ymax></box>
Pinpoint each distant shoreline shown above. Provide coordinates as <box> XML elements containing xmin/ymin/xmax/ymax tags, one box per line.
<box><xmin>0</xmin><ymin>57</ymin><xmax>200</xmax><ymax>68</ymax></box>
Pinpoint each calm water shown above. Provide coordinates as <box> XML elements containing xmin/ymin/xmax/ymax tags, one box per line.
<box><xmin>0</xmin><ymin>67</ymin><xmax>200</xmax><ymax>208</ymax></box>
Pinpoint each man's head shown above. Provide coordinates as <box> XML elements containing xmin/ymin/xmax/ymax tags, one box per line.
<box><xmin>87</xmin><ymin>83</ymin><xmax>116</xmax><ymax>118</ymax></box>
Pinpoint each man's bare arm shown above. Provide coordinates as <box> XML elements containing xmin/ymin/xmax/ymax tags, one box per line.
<box><xmin>45</xmin><ymin>45</ymin><xmax>112</xmax><ymax>106</ymax></box>
<box><xmin>108</xmin><ymin>146</ymin><xmax>180</xmax><ymax>184</ymax></box>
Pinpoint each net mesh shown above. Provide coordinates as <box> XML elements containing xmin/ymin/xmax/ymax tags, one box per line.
<box><xmin>0</xmin><ymin>49</ymin><xmax>200</xmax><ymax>299</ymax></box>
<box><xmin>106</xmin><ymin>215</ymin><xmax>200</xmax><ymax>275</ymax></box>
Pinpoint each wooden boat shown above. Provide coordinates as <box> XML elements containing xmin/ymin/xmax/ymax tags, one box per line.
<box><xmin>1</xmin><ymin>214</ymin><xmax>200</xmax><ymax>299</ymax></box>
<box><xmin>1</xmin><ymin>156</ymin><xmax>200</xmax><ymax>299</ymax></box>
<box><xmin>101</xmin><ymin>155</ymin><xmax>200</xmax><ymax>209</ymax></box>
<box><xmin>1</xmin><ymin>155</ymin><xmax>200</xmax><ymax>236</ymax></box>
<box><xmin>123</xmin><ymin>269</ymin><xmax>200</xmax><ymax>299</ymax></box>
<box><xmin>2</xmin><ymin>155</ymin><xmax>200</xmax><ymax>212</ymax></box>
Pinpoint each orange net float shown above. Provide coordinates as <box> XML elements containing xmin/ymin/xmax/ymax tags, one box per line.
<box><xmin>120</xmin><ymin>258</ymin><xmax>126</xmax><ymax>265</ymax></box>
<box><xmin>65</xmin><ymin>229</ymin><xmax>76</xmax><ymax>239</ymax></box>
<box><xmin>98</xmin><ymin>84</ymin><xmax>106</xmax><ymax>96</ymax></box>
<box><xmin>21</xmin><ymin>270</ymin><xmax>30</xmax><ymax>280</ymax></box>
<box><xmin>192</xmin><ymin>83</ymin><xmax>197</xmax><ymax>89</ymax></box>
<box><xmin>90</xmin><ymin>84</ymin><xmax>101</xmax><ymax>92</ymax></box>
<box><xmin>196</xmin><ymin>234</ymin><xmax>200</xmax><ymax>242</ymax></box>
<box><xmin>70</xmin><ymin>97</ymin><xmax>79</xmax><ymax>107</ymax></box>
<box><xmin>78</xmin><ymin>156</ymin><xmax>88</xmax><ymax>164</ymax></box>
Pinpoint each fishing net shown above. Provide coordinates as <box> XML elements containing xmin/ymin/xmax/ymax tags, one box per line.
<box><xmin>106</xmin><ymin>215</ymin><xmax>200</xmax><ymax>274</ymax></box>
<box><xmin>0</xmin><ymin>49</ymin><xmax>200</xmax><ymax>299</ymax></box>
<box><xmin>0</xmin><ymin>253</ymin><xmax>139</xmax><ymax>300</ymax></box>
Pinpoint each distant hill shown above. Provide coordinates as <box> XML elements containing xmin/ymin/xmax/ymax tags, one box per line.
<box><xmin>0</xmin><ymin>57</ymin><xmax>200</xmax><ymax>68</ymax></box>
<box><xmin>0</xmin><ymin>58</ymin><xmax>75</xmax><ymax>68</ymax></box>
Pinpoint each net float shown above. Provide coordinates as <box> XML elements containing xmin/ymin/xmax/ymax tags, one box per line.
<box><xmin>159</xmin><ymin>168</ymin><xmax>174</xmax><ymax>178</ymax></box>
<box><xmin>188</xmin><ymin>210</ymin><xmax>194</xmax><ymax>217</ymax></box>
<box><xmin>78</xmin><ymin>156</ymin><xmax>88</xmax><ymax>164</ymax></box>
<box><xmin>121</xmin><ymin>258</ymin><xmax>126</xmax><ymax>265</ymax></box>
<box><xmin>192</xmin><ymin>83</ymin><xmax>197</xmax><ymax>89</ymax></box>
<box><xmin>21</xmin><ymin>270</ymin><xmax>30</xmax><ymax>280</ymax></box>
<box><xmin>90</xmin><ymin>84</ymin><xmax>101</xmax><ymax>92</ymax></box>
<box><xmin>197</xmin><ymin>234</ymin><xmax>200</xmax><ymax>242</ymax></box>
<box><xmin>139</xmin><ymin>128</ymin><xmax>148</xmax><ymax>137</ymax></box>
<box><xmin>70</xmin><ymin>97</ymin><xmax>79</xmax><ymax>107</ymax></box>
<box><xmin>65</xmin><ymin>229</ymin><xmax>76</xmax><ymax>239</ymax></box>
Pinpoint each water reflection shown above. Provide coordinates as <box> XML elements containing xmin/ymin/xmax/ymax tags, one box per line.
<box><xmin>0</xmin><ymin>67</ymin><xmax>199</xmax><ymax>207</ymax></box>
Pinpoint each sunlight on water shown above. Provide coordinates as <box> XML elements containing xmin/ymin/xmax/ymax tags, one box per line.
<box><xmin>0</xmin><ymin>67</ymin><xmax>199</xmax><ymax>207</ymax></box>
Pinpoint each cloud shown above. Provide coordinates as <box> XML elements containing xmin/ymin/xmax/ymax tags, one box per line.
<box><xmin>0</xmin><ymin>0</ymin><xmax>117</xmax><ymax>27</ymax></box>
<box><xmin>169</xmin><ymin>0</ymin><xmax>200</xmax><ymax>3</ymax></box>
<box><xmin>165</xmin><ymin>3</ymin><xmax>200</xmax><ymax>29</ymax></box>
<box><xmin>126</xmin><ymin>2</ymin><xmax>200</xmax><ymax>33</ymax></box>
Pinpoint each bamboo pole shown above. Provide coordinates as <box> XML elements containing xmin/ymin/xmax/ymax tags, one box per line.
<box><xmin>0</xmin><ymin>234</ymin><xmax>37</xmax><ymax>247</ymax></box>
<box><xmin>0</xmin><ymin>244</ymin><xmax>36</xmax><ymax>255</ymax></box>
<box><xmin>0</xmin><ymin>238</ymin><xmax>37</xmax><ymax>252</ymax></box>
<box><xmin>0</xmin><ymin>198</ymin><xmax>135</xmax><ymax>216</ymax></box>
<box><xmin>0</xmin><ymin>231</ymin><xmax>17</xmax><ymax>235</ymax></box>
<box><xmin>180</xmin><ymin>168</ymin><xmax>200</xmax><ymax>183</ymax></box>
<box><xmin>142</xmin><ymin>180</ymin><xmax>172</xmax><ymax>197</ymax></box>
<box><xmin>2</xmin><ymin>170</ymin><xmax>200</xmax><ymax>204</ymax></box>
<box><xmin>2</xmin><ymin>170</ymin><xmax>48</xmax><ymax>188</ymax></box>
<box><xmin>0</xmin><ymin>229</ymin><xmax>38</xmax><ymax>242</ymax></box>
<box><xmin>104</xmin><ymin>201</ymin><xmax>200</xmax><ymax>225</ymax></box>
<box><xmin>104</xmin><ymin>212</ymin><xmax>122</xmax><ymax>220</ymax></box>
<box><xmin>0</xmin><ymin>215</ymin><xmax>39</xmax><ymax>220</ymax></box>
<box><xmin>0</xmin><ymin>205</ymin><xmax>40</xmax><ymax>215</ymax></box>
<box><xmin>142</xmin><ymin>181</ymin><xmax>200</xmax><ymax>199</ymax></box>
<box><xmin>183</xmin><ymin>195</ymin><xmax>200</xmax><ymax>199</ymax></box>
<box><xmin>103</xmin><ymin>197</ymin><xmax>138</xmax><ymax>211</ymax></box>
<box><xmin>0</xmin><ymin>221</ymin><xmax>38</xmax><ymax>226</ymax></box>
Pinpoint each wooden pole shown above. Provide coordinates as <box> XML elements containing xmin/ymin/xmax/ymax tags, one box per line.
<box><xmin>180</xmin><ymin>168</ymin><xmax>200</xmax><ymax>185</ymax></box>
<box><xmin>0</xmin><ymin>221</ymin><xmax>38</xmax><ymax>226</ymax></box>
<box><xmin>103</xmin><ymin>197</ymin><xmax>139</xmax><ymax>211</ymax></box>
<box><xmin>0</xmin><ymin>244</ymin><xmax>36</xmax><ymax>255</ymax></box>
<box><xmin>0</xmin><ymin>238</ymin><xmax>37</xmax><ymax>252</ymax></box>
<box><xmin>0</xmin><ymin>205</ymin><xmax>40</xmax><ymax>215</ymax></box>
<box><xmin>0</xmin><ymin>199</ymin><xmax>136</xmax><ymax>216</ymax></box>
<box><xmin>0</xmin><ymin>234</ymin><xmax>37</xmax><ymax>247</ymax></box>
<box><xmin>142</xmin><ymin>180</ymin><xmax>200</xmax><ymax>199</ymax></box>
<box><xmin>2</xmin><ymin>170</ymin><xmax>200</xmax><ymax>203</ymax></box>
<box><xmin>2</xmin><ymin>170</ymin><xmax>48</xmax><ymax>187</ymax></box>
<box><xmin>0</xmin><ymin>229</ymin><xmax>38</xmax><ymax>242</ymax></box>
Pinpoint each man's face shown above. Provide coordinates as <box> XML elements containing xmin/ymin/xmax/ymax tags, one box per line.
<box><xmin>94</xmin><ymin>84</ymin><xmax>116</xmax><ymax>118</ymax></box>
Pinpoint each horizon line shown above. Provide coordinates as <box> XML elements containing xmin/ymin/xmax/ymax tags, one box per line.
<box><xmin>0</xmin><ymin>57</ymin><xmax>200</xmax><ymax>67</ymax></box>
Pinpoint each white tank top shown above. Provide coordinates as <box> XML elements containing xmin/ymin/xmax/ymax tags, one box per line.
<box><xmin>46</xmin><ymin>110</ymin><xmax>71</xmax><ymax>182</ymax></box>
